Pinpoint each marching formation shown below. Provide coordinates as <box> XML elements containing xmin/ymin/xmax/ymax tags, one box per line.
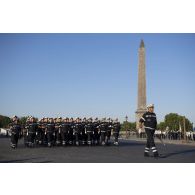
<box><xmin>9</xmin><ymin>116</ymin><xmax>121</xmax><ymax>149</ymax></box>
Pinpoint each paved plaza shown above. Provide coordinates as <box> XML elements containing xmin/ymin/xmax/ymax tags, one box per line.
<box><xmin>0</xmin><ymin>137</ymin><xmax>195</xmax><ymax>163</ymax></box>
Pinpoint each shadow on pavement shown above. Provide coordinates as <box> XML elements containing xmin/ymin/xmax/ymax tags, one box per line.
<box><xmin>160</xmin><ymin>149</ymin><xmax>195</xmax><ymax>158</ymax></box>
<box><xmin>0</xmin><ymin>157</ymin><xmax>42</xmax><ymax>163</ymax></box>
<box><xmin>0</xmin><ymin>136</ymin><xmax>10</xmax><ymax>139</ymax></box>
<box><xmin>119</xmin><ymin>141</ymin><xmax>145</xmax><ymax>147</ymax></box>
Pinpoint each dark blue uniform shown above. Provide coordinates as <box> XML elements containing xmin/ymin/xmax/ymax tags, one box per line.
<box><xmin>139</xmin><ymin>112</ymin><xmax>158</xmax><ymax>157</ymax></box>
<box><xmin>85</xmin><ymin>121</ymin><xmax>93</xmax><ymax>145</ymax></box>
<box><xmin>46</xmin><ymin>122</ymin><xmax>55</xmax><ymax>147</ymax></box>
<box><xmin>27</xmin><ymin>122</ymin><xmax>38</xmax><ymax>147</ymax></box>
<box><xmin>61</xmin><ymin>122</ymin><xmax>70</xmax><ymax>146</ymax></box>
<box><xmin>10</xmin><ymin>122</ymin><xmax>21</xmax><ymax>149</ymax></box>
<box><xmin>113</xmin><ymin>122</ymin><xmax>121</xmax><ymax>145</ymax></box>
<box><xmin>99</xmin><ymin>122</ymin><xmax>107</xmax><ymax>145</ymax></box>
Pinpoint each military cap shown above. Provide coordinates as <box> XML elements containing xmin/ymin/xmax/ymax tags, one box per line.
<box><xmin>147</xmin><ymin>104</ymin><xmax>154</xmax><ymax>108</ymax></box>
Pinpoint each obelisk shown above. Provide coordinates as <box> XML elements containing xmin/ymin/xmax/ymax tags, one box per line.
<box><xmin>135</xmin><ymin>40</ymin><xmax>147</xmax><ymax>129</ymax></box>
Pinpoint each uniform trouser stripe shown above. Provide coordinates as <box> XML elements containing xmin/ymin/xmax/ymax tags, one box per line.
<box><xmin>153</xmin><ymin>150</ymin><xmax>157</xmax><ymax>153</ymax></box>
<box><xmin>145</xmin><ymin>150</ymin><xmax>149</xmax><ymax>153</ymax></box>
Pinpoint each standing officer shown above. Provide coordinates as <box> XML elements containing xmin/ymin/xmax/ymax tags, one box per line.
<box><xmin>139</xmin><ymin>104</ymin><xmax>159</xmax><ymax>157</ymax></box>
<box><xmin>9</xmin><ymin>116</ymin><xmax>21</xmax><ymax>149</ymax></box>
<box><xmin>112</xmin><ymin>118</ymin><xmax>121</xmax><ymax>145</ymax></box>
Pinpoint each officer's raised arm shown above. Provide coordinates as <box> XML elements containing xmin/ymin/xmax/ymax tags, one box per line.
<box><xmin>139</xmin><ymin>113</ymin><xmax>146</xmax><ymax>128</ymax></box>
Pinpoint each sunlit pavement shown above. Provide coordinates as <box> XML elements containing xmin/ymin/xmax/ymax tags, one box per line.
<box><xmin>0</xmin><ymin>137</ymin><xmax>195</xmax><ymax>163</ymax></box>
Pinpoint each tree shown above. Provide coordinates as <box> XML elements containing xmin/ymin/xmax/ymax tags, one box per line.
<box><xmin>0</xmin><ymin>115</ymin><xmax>39</xmax><ymax>128</ymax></box>
<box><xmin>0</xmin><ymin>115</ymin><xmax>11</xmax><ymax>128</ymax></box>
<box><xmin>19</xmin><ymin>116</ymin><xmax>38</xmax><ymax>125</ymax></box>
<box><xmin>121</xmin><ymin>122</ymin><xmax>136</xmax><ymax>132</ymax></box>
<box><xmin>20</xmin><ymin>116</ymin><xmax>28</xmax><ymax>125</ymax></box>
<box><xmin>157</xmin><ymin>122</ymin><xmax>166</xmax><ymax>130</ymax></box>
<box><xmin>163</xmin><ymin>113</ymin><xmax>192</xmax><ymax>132</ymax></box>
<box><xmin>164</xmin><ymin>113</ymin><xmax>180</xmax><ymax>131</ymax></box>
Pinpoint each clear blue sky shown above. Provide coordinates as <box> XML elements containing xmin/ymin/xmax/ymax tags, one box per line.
<box><xmin>0</xmin><ymin>33</ymin><xmax>195</xmax><ymax>124</ymax></box>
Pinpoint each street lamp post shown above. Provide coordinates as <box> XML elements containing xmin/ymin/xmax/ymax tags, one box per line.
<box><xmin>125</xmin><ymin>115</ymin><xmax>128</xmax><ymax>122</ymax></box>
<box><xmin>125</xmin><ymin>115</ymin><xmax>128</xmax><ymax>138</ymax></box>
<box><xmin>183</xmin><ymin>116</ymin><xmax>187</xmax><ymax>142</ymax></box>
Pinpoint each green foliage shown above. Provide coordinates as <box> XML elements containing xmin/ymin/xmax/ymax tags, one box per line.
<box><xmin>0</xmin><ymin>115</ymin><xmax>39</xmax><ymax>128</ymax></box>
<box><xmin>160</xmin><ymin>113</ymin><xmax>193</xmax><ymax>132</ymax></box>
<box><xmin>164</xmin><ymin>113</ymin><xmax>180</xmax><ymax>130</ymax></box>
<box><xmin>157</xmin><ymin>122</ymin><xmax>166</xmax><ymax>130</ymax></box>
<box><xmin>121</xmin><ymin>121</ymin><xmax>136</xmax><ymax>131</ymax></box>
<box><xmin>20</xmin><ymin>116</ymin><xmax>38</xmax><ymax>124</ymax></box>
<box><xmin>20</xmin><ymin>116</ymin><xmax>28</xmax><ymax>125</ymax></box>
<box><xmin>0</xmin><ymin>115</ymin><xmax>11</xmax><ymax>128</ymax></box>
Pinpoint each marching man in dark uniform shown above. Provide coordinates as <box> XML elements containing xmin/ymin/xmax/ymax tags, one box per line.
<box><xmin>93</xmin><ymin>118</ymin><xmax>100</xmax><ymax>145</ymax></box>
<box><xmin>42</xmin><ymin>117</ymin><xmax>48</xmax><ymax>145</ymax></box>
<box><xmin>37</xmin><ymin>118</ymin><xmax>44</xmax><ymax>145</ymax></box>
<box><xmin>113</xmin><ymin>118</ymin><xmax>121</xmax><ymax>146</ymax></box>
<box><xmin>139</xmin><ymin>104</ymin><xmax>159</xmax><ymax>158</ymax></box>
<box><xmin>73</xmin><ymin>117</ymin><xmax>82</xmax><ymax>146</ymax></box>
<box><xmin>61</xmin><ymin>118</ymin><xmax>70</xmax><ymax>146</ymax></box>
<box><xmin>99</xmin><ymin>118</ymin><xmax>107</xmax><ymax>146</ymax></box>
<box><xmin>69</xmin><ymin>118</ymin><xmax>74</xmax><ymax>145</ymax></box>
<box><xmin>55</xmin><ymin>117</ymin><xmax>62</xmax><ymax>146</ymax></box>
<box><xmin>85</xmin><ymin>118</ymin><xmax>93</xmax><ymax>146</ymax></box>
<box><xmin>27</xmin><ymin>116</ymin><xmax>38</xmax><ymax>147</ymax></box>
<box><xmin>46</xmin><ymin>118</ymin><xmax>55</xmax><ymax>147</ymax></box>
<box><xmin>9</xmin><ymin>116</ymin><xmax>21</xmax><ymax>149</ymax></box>
<box><xmin>81</xmin><ymin>118</ymin><xmax>87</xmax><ymax>145</ymax></box>
<box><xmin>23</xmin><ymin>116</ymin><xmax>30</xmax><ymax>147</ymax></box>
<box><xmin>106</xmin><ymin>118</ymin><xmax>112</xmax><ymax>145</ymax></box>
